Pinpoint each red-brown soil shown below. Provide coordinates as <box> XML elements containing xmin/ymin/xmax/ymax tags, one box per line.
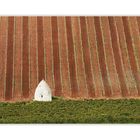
<box><xmin>0</xmin><ymin>16</ymin><xmax>140</xmax><ymax>102</ymax></box>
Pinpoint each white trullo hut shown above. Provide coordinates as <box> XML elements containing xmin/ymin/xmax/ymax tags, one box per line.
<box><xmin>34</xmin><ymin>80</ymin><xmax>52</xmax><ymax>101</ymax></box>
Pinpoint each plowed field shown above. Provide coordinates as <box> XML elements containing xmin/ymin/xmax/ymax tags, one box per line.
<box><xmin>0</xmin><ymin>16</ymin><xmax>140</xmax><ymax>101</ymax></box>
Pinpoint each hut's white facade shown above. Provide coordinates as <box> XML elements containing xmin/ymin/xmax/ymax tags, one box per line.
<box><xmin>34</xmin><ymin>80</ymin><xmax>52</xmax><ymax>101</ymax></box>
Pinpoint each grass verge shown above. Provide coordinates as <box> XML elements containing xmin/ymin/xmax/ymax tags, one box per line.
<box><xmin>0</xmin><ymin>98</ymin><xmax>139</xmax><ymax>123</ymax></box>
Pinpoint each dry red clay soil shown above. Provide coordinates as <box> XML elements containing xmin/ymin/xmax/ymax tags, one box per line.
<box><xmin>0</xmin><ymin>16</ymin><xmax>140</xmax><ymax>102</ymax></box>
